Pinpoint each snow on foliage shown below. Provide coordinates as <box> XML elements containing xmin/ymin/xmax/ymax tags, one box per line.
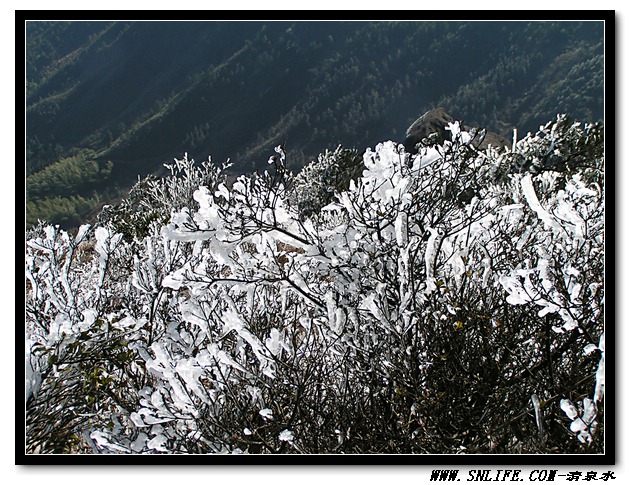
<box><xmin>25</xmin><ymin>115</ymin><xmax>605</xmax><ymax>454</ymax></box>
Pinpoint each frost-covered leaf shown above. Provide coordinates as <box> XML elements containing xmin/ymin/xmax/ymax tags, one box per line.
<box><xmin>583</xmin><ymin>344</ymin><xmax>598</xmax><ymax>355</ymax></box>
<box><xmin>279</xmin><ymin>429</ymin><xmax>294</xmax><ymax>442</ymax></box>
<box><xmin>560</xmin><ymin>399</ymin><xmax>578</xmax><ymax>420</ymax></box>
<box><xmin>259</xmin><ymin>408</ymin><xmax>273</xmax><ymax>420</ymax></box>
<box><xmin>570</xmin><ymin>418</ymin><xmax>587</xmax><ymax>434</ymax></box>
<box><xmin>147</xmin><ymin>433</ymin><xmax>168</xmax><ymax>452</ymax></box>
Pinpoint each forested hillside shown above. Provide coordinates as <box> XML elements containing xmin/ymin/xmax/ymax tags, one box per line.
<box><xmin>25</xmin><ymin>20</ymin><xmax>604</xmax><ymax>229</ymax></box>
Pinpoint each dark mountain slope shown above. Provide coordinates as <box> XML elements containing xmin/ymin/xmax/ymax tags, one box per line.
<box><xmin>25</xmin><ymin>20</ymin><xmax>604</xmax><ymax>229</ymax></box>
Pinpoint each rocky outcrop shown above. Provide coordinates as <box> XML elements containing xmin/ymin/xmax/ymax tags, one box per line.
<box><xmin>403</xmin><ymin>108</ymin><xmax>511</xmax><ymax>154</ymax></box>
<box><xmin>403</xmin><ymin>108</ymin><xmax>454</xmax><ymax>153</ymax></box>
<box><xmin>470</xmin><ymin>130</ymin><xmax>511</xmax><ymax>151</ymax></box>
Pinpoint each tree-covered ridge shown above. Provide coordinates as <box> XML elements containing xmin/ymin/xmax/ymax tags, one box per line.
<box><xmin>25</xmin><ymin>115</ymin><xmax>605</xmax><ymax>455</ymax></box>
<box><xmin>25</xmin><ymin>20</ymin><xmax>604</xmax><ymax>229</ymax></box>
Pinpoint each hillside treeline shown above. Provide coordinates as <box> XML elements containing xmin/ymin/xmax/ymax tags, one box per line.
<box><xmin>25</xmin><ymin>20</ymin><xmax>604</xmax><ymax>229</ymax></box>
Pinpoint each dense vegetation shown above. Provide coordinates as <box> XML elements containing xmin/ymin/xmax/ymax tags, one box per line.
<box><xmin>25</xmin><ymin>114</ymin><xmax>605</xmax><ymax>455</ymax></box>
<box><xmin>25</xmin><ymin>20</ymin><xmax>604</xmax><ymax>229</ymax></box>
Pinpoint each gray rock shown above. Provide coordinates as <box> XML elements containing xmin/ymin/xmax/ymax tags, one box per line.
<box><xmin>403</xmin><ymin>107</ymin><xmax>510</xmax><ymax>154</ymax></box>
<box><xmin>403</xmin><ymin>108</ymin><xmax>454</xmax><ymax>154</ymax></box>
<box><xmin>467</xmin><ymin>128</ymin><xmax>511</xmax><ymax>151</ymax></box>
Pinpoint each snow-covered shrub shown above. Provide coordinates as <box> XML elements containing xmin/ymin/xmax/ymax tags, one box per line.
<box><xmin>25</xmin><ymin>223</ymin><xmax>141</xmax><ymax>453</ymax></box>
<box><xmin>99</xmin><ymin>153</ymin><xmax>225</xmax><ymax>243</ymax></box>
<box><xmin>560</xmin><ymin>333</ymin><xmax>605</xmax><ymax>445</ymax></box>
<box><xmin>289</xmin><ymin>145</ymin><xmax>363</xmax><ymax>219</ymax></box>
<box><xmin>24</xmin><ymin>118</ymin><xmax>605</xmax><ymax>454</ymax></box>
